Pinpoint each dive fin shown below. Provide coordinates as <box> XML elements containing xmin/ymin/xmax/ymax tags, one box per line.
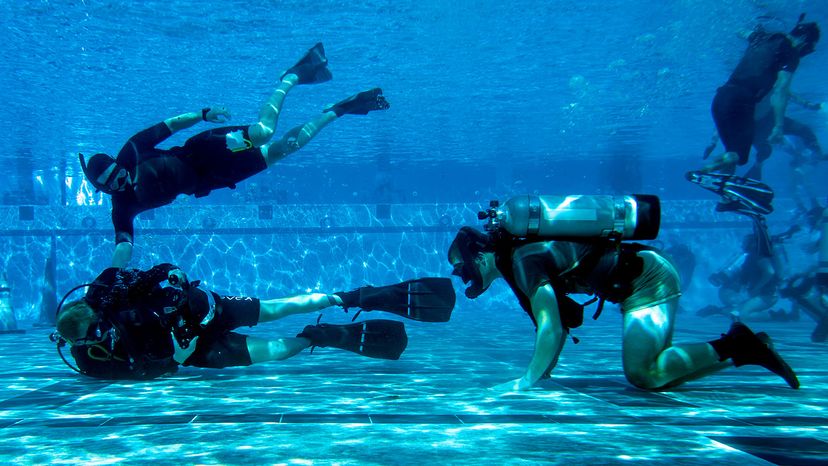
<box><xmin>686</xmin><ymin>170</ymin><xmax>774</xmax><ymax>215</ymax></box>
<box><xmin>297</xmin><ymin>319</ymin><xmax>408</xmax><ymax>360</ymax></box>
<box><xmin>280</xmin><ymin>42</ymin><xmax>332</xmax><ymax>84</ymax></box>
<box><xmin>324</xmin><ymin>88</ymin><xmax>390</xmax><ymax>117</ymax></box>
<box><xmin>336</xmin><ymin>278</ymin><xmax>456</xmax><ymax>322</ymax></box>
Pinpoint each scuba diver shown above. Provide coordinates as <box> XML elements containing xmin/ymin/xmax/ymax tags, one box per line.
<box><xmin>689</xmin><ymin>15</ymin><xmax>820</xmax><ymax>213</ymax></box>
<box><xmin>779</xmin><ymin>204</ymin><xmax>828</xmax><ymax>342</ymax></box>
<box><xmin>701</xmin><ymin>90</ymin><xmax>824</xmax><ymax>181</ymax></box>
<box><xmin>697</xmin><ymin>215</ymin><xmax>784</xmax><ymax>321</ymax></box>
<box><xmin>52</xmin><ymin>264</ymin><xmax>455</xmax><ymax>380</ymax></box>
<box><xmin>701</xmin><ymin>15</ymin><xmax>819</xmax><ymax>176</ymax></box>
<box><xmin>448</xmin><ymin>194</ymin><xmax>800</xmax><ymax>391</ymax></box>
<box><xmin>79</xmin><ymin>43</ymin><xmax>390</xmax><ymax>268</ymax></box>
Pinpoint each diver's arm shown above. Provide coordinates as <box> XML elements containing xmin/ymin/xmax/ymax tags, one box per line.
<box><xmin>788</xmin><ymin>93</ymin><xmax>823</xmax><ymax>111</ymax></box>
<box><xmin>768</xmin><ymin>71</ymin><xmax>794</xmax><ymax>142</ymax></box>
<box><xmin>163</xmin><ymin>107</ymin><xmax>231</xmax><ymax>133</ymax></box>
<box><xmin>112</xmin><ymin>242</ymin><xmax>133</xmax><ymax>269</ymax></box>
<box><xmin>519</xmin><ymin>284</ymin><xmax>566</xmax><ymax>389</ymax></box>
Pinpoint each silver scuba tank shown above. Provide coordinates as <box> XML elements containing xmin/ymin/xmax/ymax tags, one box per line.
<box><xmin>478</xmin><ymin>194</ymin><xmax>660</xmax><ymax>240</ymax></box>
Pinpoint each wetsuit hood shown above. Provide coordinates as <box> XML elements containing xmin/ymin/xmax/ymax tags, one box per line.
<box><xmin>791</xmin><ymin>20</ymin><xmax>820</xmax><ymax>56</ymax></box>
<box><xmin>79</xmin><ymin>153</ymin><xmax>130</xmax><ymax>194</ymax></box>
<box><xmin>449</xmin><ymin>227</ymin><xmax>494</xmax><ymax>299</ymax></box>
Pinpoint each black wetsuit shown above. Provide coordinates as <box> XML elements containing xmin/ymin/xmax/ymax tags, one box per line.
<box><xmin>494</xmin><ymin>241</ymin><xmax>679</xmax><ymax>329</ymax></box>
<box><xmin>712</xmin><ymin>31</ymin><xmax>800</xmax><ymax>165</ymax></box>
<box><xmin>111</xmin><ymin>123</ymin><xmax>267</xmax><ymax>244</ymax></box>
<box><xmin>74</xmin><ymin>264</ymin><xmax>261</xmax><ymax>380</ymax></box>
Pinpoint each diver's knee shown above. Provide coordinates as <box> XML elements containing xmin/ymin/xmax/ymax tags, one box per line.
<box><xmin>249</xmin><ymin>123</ymin><xmax>275</xmax><ymax>147</ymax></box>
<box><xmin>624</xmin><ymin>369</ymin><xmax>663</xmax><ymax>390</ymax></box>
<box><xmin>722</xmin><ymin>152</ymin><xmax>740</xmax><ymax>166</ymax></box>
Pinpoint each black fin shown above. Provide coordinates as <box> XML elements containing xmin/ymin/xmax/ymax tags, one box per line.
<box><xmin>298</xmin><ymin>319</ymin><xmax>408</xmax><ymax>360</ymax></box>
<box><xmin>337</xmin><ymin>278</ymin><xmax>456</xmax><ymax>322</ymax></box>
<box><xmin>686</xmin><ymin>171</ymin><xmax>774</xmax><ymax>215</ymax></box>
<box><xmin>281</xmin><ymin>42</ymin><xmax>332</xmax><ymax>84</ymax></box>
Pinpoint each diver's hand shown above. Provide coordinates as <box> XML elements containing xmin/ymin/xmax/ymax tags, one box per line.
<box><xmin>803</xmin><ymin>101</ymin><xmax>825</xmax><ymax>112</ymax></box>
<box><xmin>171</xmin><ymin>332</ymin><xmax>198</xmax><ymax>364</ymax></box>
<box><xmin>768</xmin><ymin>125</ymin><xmax>785</xmax><ymax>144</ymax></box>
<box><xmin>491</xmin><ymin>377</ymin><xmax>533</xmax><ymax>392</ymax></box>
<box><xmin>203</xmin><ymin>106</ymin><xmax>231</xmax><ymax>123</ymax></box>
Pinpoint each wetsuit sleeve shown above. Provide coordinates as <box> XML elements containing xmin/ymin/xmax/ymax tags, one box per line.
<box><xmin>84</xmin><ymin>267</ymin><xmax>120</xmax><ymax>307</ymax></box>
<box><xmin>111</xmin><ymin>196</ymin><xmax>135</xmax><ymax>245</ymax></box>
<box><xmin>115</xmin><ymin>122</ymin><xmax>173</xmax><ymax>170</ymax></box>
<box><xmin>127</xmin><ymin>122</ymin><xmax>173</xmax><ymax>151</ymax></box>
<box><xmin>779</xmin><ymin>38</ymin><xmax>800</xmax><ymax>72</ymax></box>
<box><xmin>84</xmin><ymin>267</ymin><xmax>137</xmax><ymax>314</ymax></box>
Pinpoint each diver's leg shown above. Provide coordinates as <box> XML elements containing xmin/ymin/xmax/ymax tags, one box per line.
<box><xmin>247</xmin><ymin>77</ymin><xmax>298</xmax><ymax>148</ymax></box>
<box><xmin>784</xmin><ymin>117</ymin><xmax>823</xmax><ymax>156</ymax></box>
<box><xmin>745</xmin><ymin>142</ymin><xmax>771</xmax><ymax>180</ymax></box>
<box><xmin>257</xmin><ymin>293</ymin><xmax>341</xmax><ymax>322</ymax></box>
<box><xmin>738</xmin><ymin>294</ymin><xmax>778</xmax><ymax>321</ymax></box>
<box><xmin>248</xmin><ymin>44</ymin><xmax>331</xmax><ymax>148</ymax></box>
<box><xmin>707</xmin><ymin>87</ymin><xmax>753</xmax><ymax>175</ymax></box>
<box><xmin>703</xmin><ymin>152</ymin><xmax>738</xmax><ymax>175</ymax></box>
<box><xmin>261</xmin><ymin>111</ymin><xmax>338</xmax><ymax>166</ymax></box>
<box><xmin>622</xmin><ymin>299</ymin><xmax>729</xmax><ymax>390</ymax></box>
<box><xmin>259</xmin><ymin>88</ymin><xmax>389</xmax><ymax>166</ymax></box>
<box><xmin>246</xmin><ymin>336</ymin><xmax>311</xmax><ymax>363</ymax></box>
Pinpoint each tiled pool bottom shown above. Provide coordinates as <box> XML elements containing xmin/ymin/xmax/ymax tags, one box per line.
<box><xmin>1</xmin><ymin>309</ymin><xmax>826</xmax><ymax>465</ymax></box>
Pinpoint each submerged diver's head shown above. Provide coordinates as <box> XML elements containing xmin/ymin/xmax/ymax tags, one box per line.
<box><xmin>79</xmin><ymin>153</ymin><xmax>131</xmax><ymax>194</ymax></box>
<box><xmin>448</xmin><ymin>226</ymin><xmax>496</xmax><ymax>299</ymax></box>
<box><xmin>790</xmin><ymin>15</ymin><xmax>820</xmax><ymax>57</ymax></box>
<box><xmin>55</xmin><ymin>299</ymin><xmax>102</xmax><ymax>346</ymax></box>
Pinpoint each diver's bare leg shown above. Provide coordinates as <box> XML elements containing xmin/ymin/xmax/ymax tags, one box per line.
<box><xmin>257</xmin><ymin>293</ymin><xmax>340</xmax><ymax>323</ymax></box>
<box><xmin>246</xmin><ymin>336</ymin><xmax>311</xmax><ymax>363</ymax></box>
<box><xmin>261</xmin><ymin>111</ymin><xmax>338</xmax><ymax>166</ymax></box>
<box><xmin>622</xmin><ymin>299</ymin><xmax>730</xmax><ymax>390</ymax></box>
<box><xmin>702</xmin><ymin>151</ymin><xmax>738</xmax><ymax>175</ymax></box>
<box><xmin>247</xmin><ymin>76</ymin><xmax>299</xmax><ymax>147</ymax></box>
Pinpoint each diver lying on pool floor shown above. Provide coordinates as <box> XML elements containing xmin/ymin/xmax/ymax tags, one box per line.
<box><xmin>52</xmin><ymin>264</ymin><xmax>454</xmax><ymax>380</ymax></box>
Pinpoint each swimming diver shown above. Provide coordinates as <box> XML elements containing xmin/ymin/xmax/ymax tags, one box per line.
<box><xmin>78</xmin><ymin>43</ymin><xmax>390</xmax><ymax>268</ymax></box>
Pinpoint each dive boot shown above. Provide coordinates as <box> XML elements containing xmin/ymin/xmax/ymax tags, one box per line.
<box><xmin>324</xmin><ymin>88</ymin><xmax>390</xmax><ymax>116</ymax></box>
<box><xmin>280</xmin><ymin>42</ymin><xmax>332</xmax><ymax>84</ymax></box>
<box><xmin>711</xmin><ymin>322</ymin><xmax>800</xmax><ymax>389</ymax></box>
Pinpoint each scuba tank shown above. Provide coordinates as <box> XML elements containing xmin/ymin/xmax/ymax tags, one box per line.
<box><xmin>477</xmin><ymin>194</ymin><xmax>661</xmax><ymax>240</ymax></box>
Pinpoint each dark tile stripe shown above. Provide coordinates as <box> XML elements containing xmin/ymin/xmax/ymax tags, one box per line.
<box><xmin>3</xmin><ymin>413</ymin><xmax>827</xmax><ymax>428</ymax></box>
<box><xmin>709</xmin><ymin>436</ymin><xmax>828</xmax><ymax>466</ymax></box>
<box><xmin>100</xmin><ymin>415</ymin><xmax>196</xmax><ymax>426</ymax></box>
<box><xmin>0</xmin><ymin>380</ymin><xmax>111</xmax><ymax>410</ymax></box>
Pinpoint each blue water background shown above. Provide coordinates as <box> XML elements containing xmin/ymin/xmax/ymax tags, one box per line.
<box><xmin>0</xmin><ymin>0</ymin><xmax>826</xmax><ymax>319</ymax></box>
